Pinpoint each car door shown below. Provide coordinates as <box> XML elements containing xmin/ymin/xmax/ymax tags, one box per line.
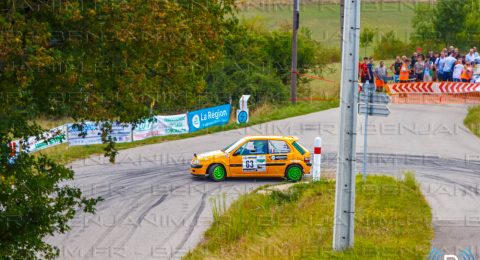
<box><xmin>229</xmin><ymin>140</ymin><xmax>268</xmax><ymax>177</ymax></box>
<box><xmin>267</xmin><ymin>140</ymin><xmax>292</xmax><ymax>176</ymax></box>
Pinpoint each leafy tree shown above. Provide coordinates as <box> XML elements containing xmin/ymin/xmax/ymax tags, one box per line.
<box><xmin>433</xmin><ymin>0</ymin><xmax>469</xmax><ymax>46</ymax></box>
<box><xmin>360</xmin><ymin>27</ymin><xmax>376</xmax><ymax>57</ymax></box>
<box><xmin>373</xmin><ymin>31</ymin><xmax>411</xmax><ymax>60</ymax></box>
<box><xmin>460</xmin><ymin>0</ymin><xmax>480</xmax><ymax>47</ymax></box>
<box><xmin>411</xmin><ymin>4</ymin><xmax>439</xmax><ymax>49</ymax></box>
<box><xmin>411</xmin><ymin>0</ymin><xmax>479</xmax><ymax>49</ymax></box>
<box><xmin>204</xmin><ymin>26</ymin><xmax>287</xmax><ymax>105</ymax></box>
<box><xmin>0</xmin><ymin>0</ymin><xmax>235</xmax><ymax>257</ymax></box>
<box><xmin>204</xmin><ymin>26</ymin><xmax>332</xmax><ymax>106</ymax></box>
<box><xmin>0</xmin><ymin>153</ymin><xmax>102</xmax><ymax>258</ymax></box>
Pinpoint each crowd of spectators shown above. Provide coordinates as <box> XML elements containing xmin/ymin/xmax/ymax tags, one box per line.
<box><xmin>358</xmin><ymin>46</ymin><xmax>480</xmax><ymax>88</ymax></box>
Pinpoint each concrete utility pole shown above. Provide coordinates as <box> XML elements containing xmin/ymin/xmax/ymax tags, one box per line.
<box><xmin>333</xmin><ymin>0</ymin><xmax>361</xmax><ymax>251</ymax></box>
<box><xmin>290</xmin><ymin>0</ymin><xmax>300</xmax><ymax>104</ymax></box>
<box><xmin>340</xmin><ymin>0</ymin><xmax>345</xmax><ymax>52</ymax></box>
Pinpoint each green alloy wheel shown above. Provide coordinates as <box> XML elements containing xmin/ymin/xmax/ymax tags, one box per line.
<box><xmin>209</xmin><ymin>164</ymin><xmax>226</xmax><ymax>182</ymax></box>
<box><xmin>286</xmin><ymin>165</ymin><xmax>303</xmax><ymax>182</ymax></box>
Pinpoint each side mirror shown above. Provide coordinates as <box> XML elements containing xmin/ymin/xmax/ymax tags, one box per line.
<box><xmin>233</xmin><ymin>150</ymin><xmax>240</xmax><ymax>156</ymax></box>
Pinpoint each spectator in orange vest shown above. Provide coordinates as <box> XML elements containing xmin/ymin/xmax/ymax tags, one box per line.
<box><xmin>462</xmin><ymin>61</ymin><xmax>473</xmax><ymax>82</ymax></box>
<box><xmin>374</xmin><ymin>60</ymin><xmax>388</xmax><ymax>90</ymax></box>
<box><xmin>399</xmin><ymin>58</ymin><xmax>410</xmax><ymax>83</ymax></box>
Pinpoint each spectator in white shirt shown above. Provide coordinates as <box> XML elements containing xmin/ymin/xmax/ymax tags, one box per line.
<box><xmin>452</xmin><ymin>58</ymin><xmax>464</xmax><ymax>82</ymax></box>
<box><xmin>474</xmin><ymin>46</ymin><xmax>480</xmax><ymax>64</ymax></box>
<box><xmin>465</xmin><ymin>49</ymin><xmax>476</xmax><ymax>63</ymax></box>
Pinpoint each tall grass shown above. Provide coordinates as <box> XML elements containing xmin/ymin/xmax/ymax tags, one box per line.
<box><xmin>211</xmin><ymin>193</ymin><xmax>228</xmax><ymax>223</ymax></box>
<box><xmin>185</xmin><ymin>174</ymin><xmax>433</xmax><ymax>259</ymax></box>
<box><xmin>465</xmin><ymin>105</ymin><xmax>480</xmax><ymax>137</ymax></box>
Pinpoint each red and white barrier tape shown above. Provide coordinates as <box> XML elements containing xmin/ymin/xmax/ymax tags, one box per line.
<box><xmin>387</xmin><ymin>82</ymin><xmax>480</xmax><ymax>94</ymax></box>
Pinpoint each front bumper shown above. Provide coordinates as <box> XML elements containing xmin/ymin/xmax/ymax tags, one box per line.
<box><xmin>190</xmin><ymin>164</ymin><xmax>206</xmax><ymax>176</ymax></box>
<box><xmin>191</xmin><ymin>164</ymin><xmax>203</xmax><ymax>169</ymax></box>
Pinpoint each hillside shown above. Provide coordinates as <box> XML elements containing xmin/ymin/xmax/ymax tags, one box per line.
<box><xmin>238</xmin><ymin>1</ymin><xmax>424</xmax><ymax>47</ymax></box>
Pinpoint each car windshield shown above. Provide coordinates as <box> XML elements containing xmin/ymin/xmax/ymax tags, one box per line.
<box><xmin>222</xmin><ymin>138</ymin><xmax>246</xmax><ymax>153</ymax></box>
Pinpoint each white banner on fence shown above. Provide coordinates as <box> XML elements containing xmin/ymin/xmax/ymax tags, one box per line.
<box><xmin>133</xmin><ymin>114</ymin><xmax>188</xmax><ymax>141</ymax></box>
<box><xmin>68</xmin><ymin>122</ymin><xmax>132</xmax><ymax>146</ymax></box>
<box><xmin>27</xmin><ymin>125</ymin><xmax>67</xmax><ymax>153</ymax></box>
<box><xmin>110</xmin><ymin>123</ymin><xmax>133</xmax><ymax>143</ymax></box>
<box><xmin>67</xmin><ymin>121</ymin><xmax>102</xmax><ymax>146</ymax></box>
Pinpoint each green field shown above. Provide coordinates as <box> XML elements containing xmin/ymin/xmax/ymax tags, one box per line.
<box><xmin>239</xmin><ymin>2</ymin><xmax>418</xmax><ymax>52</ymax></box>
<box><xmin>465</xmin><ymin>105</ymin><xmax>480</xmax><ymax>137</ymax></box>
<box><xmin>185</xmin><ymin>173</ymin><xmax>433</xmax><ymax>259</ymax></box>
<box><xmin>240</xmin><ymin>2</ymin><xmax>418</xmax><ymax>98</ymax></box>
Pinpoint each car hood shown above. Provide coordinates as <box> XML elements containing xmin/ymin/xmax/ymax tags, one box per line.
<box><xmin>196</xmin><ymin>150</ymin><xmax>225</xmax><ymax>159</ymax></box>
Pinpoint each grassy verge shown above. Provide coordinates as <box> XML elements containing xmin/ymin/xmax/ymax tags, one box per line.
<box><xmin>465</xmin><ymin>105</ymin><xmax>480</xmax><ymax>138</ymax></box>
<box><xmin>39</xmin><ymin>100</ymin><xmax>338</xmax><ymax>164</ymax></box>
<box><xmin>185</xmin><ymin>173</ymin><xmax>433</xmax><ymax>259</ymax></box>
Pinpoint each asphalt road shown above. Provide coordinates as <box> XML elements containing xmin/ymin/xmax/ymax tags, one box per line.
<box><xmin>48</xmin><ymin>104</ymin><xmax>480</xmax><ymax>259</ymax></box>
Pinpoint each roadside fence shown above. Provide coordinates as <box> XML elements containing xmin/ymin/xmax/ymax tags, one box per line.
<box><xmin>8</xmin><ymin>104</ymin><xmax>231</xmax><ymax>155</ymax></box>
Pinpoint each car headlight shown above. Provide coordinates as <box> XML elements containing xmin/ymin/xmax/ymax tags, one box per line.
<box><xmin>193</xmin><ymin>159</ymin><xmax>200</xmax><ymax>165</ymax></box>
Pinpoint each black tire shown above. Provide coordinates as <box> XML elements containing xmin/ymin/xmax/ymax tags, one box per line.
<box><xmin>208</xmin><ymin>164</ymin><xmax>226</xmax><ymax>182</ymax></box>
<box><xmin>285</xmin><ymin>164</ymin><xmax>303</xmax><ymax>182</ymax></box>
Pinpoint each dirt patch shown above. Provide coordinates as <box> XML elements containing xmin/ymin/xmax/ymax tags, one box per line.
<box><xmin>257</xmin><ymin>171</ymin><xmax>336</xmax><ymax>194</ymax></box>
<box><xmin>257</xmin><ymin>182</ymin><xmax>297</xmax><ymax>194</ymax></box>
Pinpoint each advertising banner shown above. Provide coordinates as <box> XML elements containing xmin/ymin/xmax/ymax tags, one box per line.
<box><xmin>26</xmin><ymin>125</ymin><xmax>67</xmax><ymax>153</ymax></box>
<box><xmin>133</xmin><ymin>114</ymin><xmax>188</xmax><ymax>141</ymax></box>
<box><xmin>187</xmin><ymin>104</ymin><xmax>231</xmax><ymax>132</ymax></box>
<box><xmin>12</xmin><ymin>105</ymin><xmax>230</xmax><ymax>153</ymax></box>
<box><xmin>110</xmin><ymin>123</ymin><xmax>133</xmax><ymax>143</ymax></box>
<box><xmin>67</xmin><ymin>121</ymin><xmax>102</xmax><ymax>146</ymax></box>
<box><xmin>68</xmin><ymin>122</ymin><xmax>133</xmax><ymax>146</ymax></box>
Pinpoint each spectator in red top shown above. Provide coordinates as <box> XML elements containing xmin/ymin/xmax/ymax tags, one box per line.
<box><xmin>359</xmin><ymin>57</ymin><xmax>370</xmax><ymax>83</ymax></box>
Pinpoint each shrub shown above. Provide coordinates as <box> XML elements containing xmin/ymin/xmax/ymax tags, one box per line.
<box><xmin>373</xmin><ymin>31</ymin><xmax>411</xmax><ymax>60</ymax></box>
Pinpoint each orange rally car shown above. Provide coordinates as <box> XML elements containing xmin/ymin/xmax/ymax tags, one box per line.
<box><xmin>190</xmin><ymin>136</ymin><xmax>311</xmax><ymax>182</ymax></box>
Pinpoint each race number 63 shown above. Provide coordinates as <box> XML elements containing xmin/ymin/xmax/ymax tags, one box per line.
<box><xmin>242</xmin><ymin>156</ymin><xmax>257</xmax><ymax>171</ymax></box>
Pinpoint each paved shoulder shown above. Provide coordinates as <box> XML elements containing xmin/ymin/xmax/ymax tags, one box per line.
<box><xmin>50</xmin><ymin>104</ymin><xmax>480</xmax><ymax>259</ymax></box>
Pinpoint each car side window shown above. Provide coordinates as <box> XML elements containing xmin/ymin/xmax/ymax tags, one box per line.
<box><xmin>268</xmin><ymin>140</ymin><xmax>291</xmax><ymax>154</ymax></box>
<box><xmin>237</xmin><ymin>140</ymin><xmax>268</xmax><ymax>155</ymax></box>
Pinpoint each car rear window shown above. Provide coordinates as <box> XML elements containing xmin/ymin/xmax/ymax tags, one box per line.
<box><xmin>292</xmin><ymin>141</ymin><xmax>306</xmax><ymax>155</ymax></box>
